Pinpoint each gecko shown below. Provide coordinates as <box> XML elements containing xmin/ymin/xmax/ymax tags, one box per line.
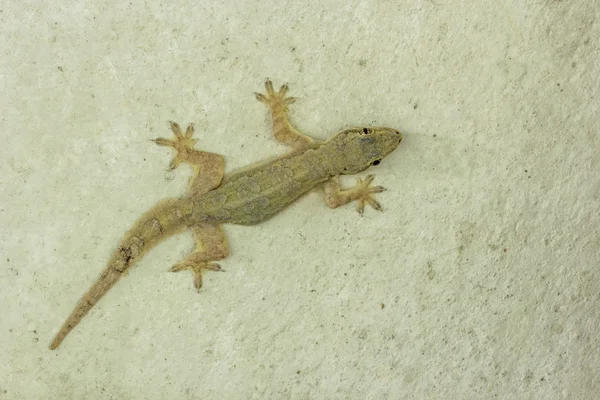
<box><xmin>49</xmin><ymin>79</ymin><xmax>403</xmax><ymax>349</ymax></box>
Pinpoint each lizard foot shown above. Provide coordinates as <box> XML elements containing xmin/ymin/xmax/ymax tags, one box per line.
<box><xmin>254</xmin><ymin>79</ymin><xmax>296</xmax><ymax>112</ymax></box>
<box><xmin>353</xmin><ymin>175</ymin><xmax>385</xmax><ymax>215</ymax></box>
<box><xmin>152</xmin><ymin>121</ymin><xmax>199</xmax><ymax>170</ymax></box>
<box><xmin>170</xmin><ymin>261</ymin><xmax>223</xmax><ymax>292</ymax></box>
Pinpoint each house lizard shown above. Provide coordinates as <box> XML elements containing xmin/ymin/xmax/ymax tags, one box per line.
<box><xmin>49</xmin><ymin>79</ymin><xmax>403</xmax><ymax>349</ymax></box>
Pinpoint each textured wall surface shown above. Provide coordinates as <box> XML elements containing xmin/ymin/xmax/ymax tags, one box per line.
<box><xmin>2</xmin><ymin>1</ymin><xmax>599</xmax><ymax>398</ymax></box>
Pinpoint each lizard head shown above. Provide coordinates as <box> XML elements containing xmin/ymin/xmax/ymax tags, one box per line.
<box><xmin>327</xmin><ymin>127</ymin><xmax>402</xmax><ymax>175</ymax></box>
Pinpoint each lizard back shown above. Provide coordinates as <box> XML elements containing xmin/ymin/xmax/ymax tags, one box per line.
<box><xmin>192</xmin><ymin>145</ymin><xmax>333</xmax><ymax>225</ymax></box>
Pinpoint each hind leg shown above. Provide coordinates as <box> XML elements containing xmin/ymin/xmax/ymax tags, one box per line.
<box><xmin>153</xmin><ymin>122</ymin><xmax>225</xmax><ymax>196</ymax></box>
<box><xmin>169</xmin><ymin>223</ymin><xmax>229</xmax><ymax>292</ymax></box>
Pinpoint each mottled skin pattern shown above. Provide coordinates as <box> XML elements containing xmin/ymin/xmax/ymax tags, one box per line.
<box><xmin>50</xmin><ymin>80</ymin><xmax>403</xmax><ymax>350</ymax></box>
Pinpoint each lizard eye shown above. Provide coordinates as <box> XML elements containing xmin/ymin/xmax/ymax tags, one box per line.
<box><xmin>362</xmin><ymin>128</ymin><xmax>370</xmax><ymax>135</ymax></box>
<box><xmin>372</xmin><ymin>159</ymin><xmax>381</xmax><ymax>166</ymax></box>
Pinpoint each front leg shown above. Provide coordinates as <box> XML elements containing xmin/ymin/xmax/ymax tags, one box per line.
<box><xmin>323</xmin><ymin>175</ymin><xmax>386</xmax><ymax>215</ymax></box>
<box><xmin>255</xmin><ymin>79</ymin><xmax>319</xmax><ymax>150</ymax></box>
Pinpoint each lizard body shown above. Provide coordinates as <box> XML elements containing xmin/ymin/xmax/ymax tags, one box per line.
<box><xmin>50</xmin><ymin>80</ymin><xmax>402</xmax><ymax>349</ymax></box>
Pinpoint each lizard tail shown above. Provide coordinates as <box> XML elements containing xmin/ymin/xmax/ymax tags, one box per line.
<box><xmin>49</xmin><ymin>198</ymin><xmax>192</xmax><ymax>350</ymax></box>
